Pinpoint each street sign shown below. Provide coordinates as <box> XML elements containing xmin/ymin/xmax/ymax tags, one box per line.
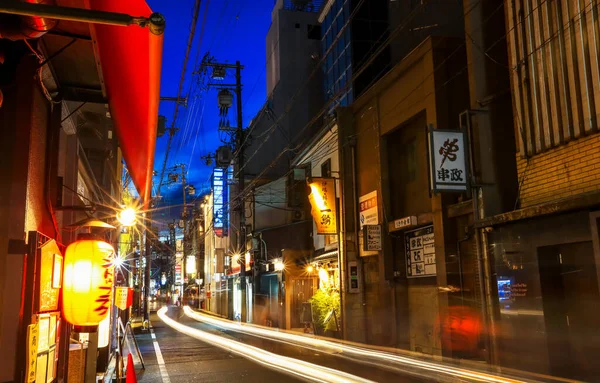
<box><xmin>363</xmin><ymin>225</ymin><xmax>382</xmax><ymax>251</ymax></box>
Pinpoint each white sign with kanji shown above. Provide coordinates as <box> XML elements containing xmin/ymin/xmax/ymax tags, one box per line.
<box><xmin>429</xmin><ymin>129</ymin><xmax>468</xmax><ymax>192</ymax></box>
<box><xmin>405</xmin><ymin>225</ymin><xmax>436</xmax><ymax>278</ymax></box>
<box><xmin>358</xmin><ymin>191</ymin><xmax>378</xmax><ymax>230</ymax></box>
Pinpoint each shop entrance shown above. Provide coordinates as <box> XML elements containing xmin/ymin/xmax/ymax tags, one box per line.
<box><xmin>290</xmin><ymin>278</ymin><xmax>314</xmax><ymax>329</ymax></box>
<box><xmin>538</xmin><ymin>242</ymin><xmax>600</xmax><ymax>381</ymax></box>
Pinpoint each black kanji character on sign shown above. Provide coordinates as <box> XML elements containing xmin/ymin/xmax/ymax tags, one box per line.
<box><xmin>439</xmin><ymin>138</ymin><xmax>459</xmax><ymax>167</ymax></box>
<box><xmin>437</xmin><ymin>168</ymin><xmax>450</xmax><ymax>181</ymax></box>
<box><xmin>450</xmin><ymin>169</ymin><xmax>463</xmax><ymax>181</ymax></box>
<box><xmin>321</xmin><ymin>214</ymin><xmax>332</xmax><ymax>226</ymax></box>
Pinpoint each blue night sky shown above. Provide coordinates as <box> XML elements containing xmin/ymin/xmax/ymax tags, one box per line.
<box><xmin>146</xmin><ymin>0</ymin><xmax>275</xmax><ymax>222</ymax></box>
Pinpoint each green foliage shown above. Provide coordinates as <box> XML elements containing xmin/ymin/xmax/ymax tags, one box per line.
<box><xmin>309</xmin><ymin>288</ymin><xmax>341</xmax><ymax>332</ymax></box>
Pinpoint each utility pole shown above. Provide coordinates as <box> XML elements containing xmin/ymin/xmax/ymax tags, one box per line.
<box><xmin>235</xmin><ymin>60</ymin><xmax>247</xmax><ymax>322</ymax></box>
<box><xmin>199</xmin><ymin>59</ymin><xmax>247</xmax><ymax>321</ymax></box>
<box><xmin>180</xmin><ymin>163</ymin><xmax>188</xmax><ymax>293</ymax></box>
<box><xmin>144</xmin><ymin>209</ymin><xmax>152</xmax><ymax>326</ymax></box>
<box><xmin>166</xmin><ymin>163</ymin><xmax>193</xmax><ymax>301</ymax></box>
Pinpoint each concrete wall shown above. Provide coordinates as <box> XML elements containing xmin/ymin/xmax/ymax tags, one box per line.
<box><xmin>254</xmin><ymin>177</ymin><xmax>289</xmax><ymax>231</ymax></box>
<box><xmin>295</xmin><ymin>124</ymin><xmax>340</xmax><ymax>251</ymax></box>
<box><xmin>344</xmin><ymin>37</ymin><xmax>470</xmax><ymax>352</ymax></box>
<box><xmin>246</xmin><ymin>5</ymin><xmax>323</xmax><ymax>181</ymax></box>
<box><xmin>203</xmin><ymin>193</ymin><xmax>232</xmax><ymax>318</ymax></box>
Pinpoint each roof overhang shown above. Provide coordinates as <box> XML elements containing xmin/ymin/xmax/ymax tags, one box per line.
<box><xmin>86</xmin><ymin>0</ymin><xmax>163</xmax><ymax>207</ymax></box>
<box><xmin>3</xmin><ymin>0</ymin><xmax>164</xmax><ymax>207</ymax></box>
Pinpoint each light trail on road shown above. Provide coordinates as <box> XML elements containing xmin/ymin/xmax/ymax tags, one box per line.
<box><xmin>157</xmin><ymin>307</ymin><xmax>374</xmax><ymax>383</ymax></box>
<box><xmin>183</xmin><ymin>307</ymin><xmax>531</xmax><ymax>383</ymax></box>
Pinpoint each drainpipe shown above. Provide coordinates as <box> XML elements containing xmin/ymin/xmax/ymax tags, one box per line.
<box><xmin>350</xmin><ymin>143</ymin><xmax>368</xmax><ymax>341</ymax></box>
<box><xmin>461</xmin><ymin>110</ymin><xmax>499</xmax><ymax>366</ymax></box>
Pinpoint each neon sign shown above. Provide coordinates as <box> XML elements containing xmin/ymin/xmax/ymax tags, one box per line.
<box><xmin>212</xmin><ymin>167</ymin><xmax>228</xmax><ymax>237</ymax></box>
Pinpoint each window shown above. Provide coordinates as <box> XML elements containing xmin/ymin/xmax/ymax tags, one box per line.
<box><xmin>307</xmin><ymin>24</ymin><xmax>321</xmax><ymax>40</ymax></box>
<box><xmin>404</xmin><ymin>139</ymin><xmax>417</xmax><ymax>182</ymax></box>
<box><xmin>321</xmin><ymin>159</ymin><xmax>332</xmax><ymax>177</ymax></box>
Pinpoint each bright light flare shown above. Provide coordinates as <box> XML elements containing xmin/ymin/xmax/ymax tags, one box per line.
<box><xmin>112</xmin><ymin>255</ymin><xmax>124</xmax><ymax>268</ymax></box>
<box><xmin>306</xmin><ymin>265</ymin><xmax>314</xmax><ymax>273</ymax></box>
<box><xmin>274</xmin><ymin>261</ymin><xmax>284</xmax><ymax>271</ymax></box>
<box><xmin>309</xmin><ymin>184</ymin><xmax>329</xmax><ymax>211</ymax></box>
<box><xmin>159</xmin><ymin>307</ymin><xmax>372</xmax><ymax>383</ymax></box>
<box><xmin>116</xmin><ymin>207</ymin><xmax>137</xmax><ymax>227</ymax></box>
<box><xmin>184</xmin><ymin>308</ymin><xmax>527</xmax><ymax>383</ymax></box>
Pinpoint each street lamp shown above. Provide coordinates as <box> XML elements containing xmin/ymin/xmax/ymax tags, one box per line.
<box><xmin>116</xmin><ymin>207</ymin><xmax>137</xmax><ymax>227</ymax></box>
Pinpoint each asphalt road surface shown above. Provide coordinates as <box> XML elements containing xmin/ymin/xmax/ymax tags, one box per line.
<box><xmin>132</xmin><ymin>304</ymin><xmax>428</xmax><ymax>383</ymax></box>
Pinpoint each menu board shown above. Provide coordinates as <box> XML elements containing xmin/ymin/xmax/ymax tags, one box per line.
<box><xmin>405</xmin><ymin>225</ymin><xmax>436</xmax><ymax>278</ymax></box>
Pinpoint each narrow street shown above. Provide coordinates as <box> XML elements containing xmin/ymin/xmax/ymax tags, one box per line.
<box><xmin>132</xmin><ymin>306</ymin><xmax>301</xmax><ymax>383</ymax></box>
<box><xmin>131</xmin><ymin>305</ymin><xmax>429</xmax><ymax>383</ymax></box>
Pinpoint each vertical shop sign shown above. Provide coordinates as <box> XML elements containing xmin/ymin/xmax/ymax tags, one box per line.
<box><xmin>405</xmin><ymin>225</ymin><xmax>436</xmax><ymax>278</ymax></box>
<box><xmin>308</xmin><ymin>178</ymin><xmax>337</xmax><ymax>235</ymax></box>
<box><xmin>212</xmin><ymin>167</ymin><xmax>228</xmax><ymax>237</ymax></box>
<box><xmin>429</xmin><ymin>128</ymin><xmax>469</xmax><ymax>192</ymax></box>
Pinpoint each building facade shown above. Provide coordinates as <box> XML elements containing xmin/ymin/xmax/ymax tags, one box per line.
<box><xmin>244</xmin><ymin>0</ymin><xmax>324</xmax><ymax>181</ymax></box>
<box><xmin>319</xmin><ymin>0</ymin><xmax>390</xmax><ymax>107</ymax></box>
<box><xmin>473</xmin><ymin>0</ymin><xmax>600</xmax><ymax>379</ymax></box>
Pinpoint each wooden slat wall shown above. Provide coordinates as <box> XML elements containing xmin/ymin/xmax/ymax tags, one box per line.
<box><xmin>506</xmin><ymin>0</ymin><xmax>600</xmax><ymax>157</ymax></box>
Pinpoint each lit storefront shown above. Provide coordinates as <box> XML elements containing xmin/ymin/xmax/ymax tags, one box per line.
<box><xmin>0</xmin><ymin>0</ymin><xmax>163</xmax><ymax>380</ymax></box>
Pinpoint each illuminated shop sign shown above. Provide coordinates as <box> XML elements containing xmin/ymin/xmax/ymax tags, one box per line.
<box><xmin>212</xmin><ymin>167</ymin><xmax>228</xmax><ymax>237</ymax></box>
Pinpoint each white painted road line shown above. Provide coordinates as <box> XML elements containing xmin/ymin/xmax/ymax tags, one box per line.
<box><xmin>150</xmin><ymin>328</ymin><xmax>171</xmax><ymax>383</ymax></box>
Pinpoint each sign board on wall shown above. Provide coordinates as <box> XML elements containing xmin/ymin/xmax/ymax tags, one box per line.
<box><xmin>429</xmin><ymin>128</ymin><xmax>469</xmax><ymax>192</ymax></box>
<box><xmin>363</xmin><ymin>225</ymin><xmax>382</xmax><ymax>251</ymax></box>
<box><xmin>186</xmin><ymin>255</ymin><xmax>197</xmax><ymax>274</ymax></box>
<box><xmin>393</xmin><ymin>216</ymin><xmax>417</xmax><ymax>230</ymax></box>
<box><xmin>358</xmin><ymin>191</ymin><xmax>378</xmax><ymax>229</ymax></box>
<box><xmin>308</xmin><ymin>178</ymin><xmax>338</xmax><ymax>235</ymax></box>
<box><xmin>405</xmin><ymin>225</ymin><xmax>436</xmax><ymax>278</ymax></box>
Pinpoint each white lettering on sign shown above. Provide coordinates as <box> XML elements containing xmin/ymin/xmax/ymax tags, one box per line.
<box><xmin>363</xmin><ymin>225</ymin><xmax>382</xmax><ymax>251</ymax></box>
<box><xmin>394</xmin><ymin>216</ymin><xmax>417</xmax><ymax>230</ymax></box>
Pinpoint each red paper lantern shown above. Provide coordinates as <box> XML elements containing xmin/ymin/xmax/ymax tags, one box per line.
<box><xmin>62</xmin><ymin>239</ymin><xmax>115</xmax><ymax>332</ymax></box>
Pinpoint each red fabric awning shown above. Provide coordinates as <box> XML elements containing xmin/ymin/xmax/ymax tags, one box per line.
<box><xmin>86</xmin><ymin>0</ymin><xmax>163</xmax><ymax>207</ymax></box>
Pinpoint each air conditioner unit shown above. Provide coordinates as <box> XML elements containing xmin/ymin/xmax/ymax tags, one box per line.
<box><xmin>291</xmin><ymin>210</ymin><xmax>306</xmax><ymax>222</ymax></box>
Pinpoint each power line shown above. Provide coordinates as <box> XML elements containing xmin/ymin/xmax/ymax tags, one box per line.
<box><xmin>157</xmin><ymin>0</ymin><xmax>204</xmax><ymax>198</ymax></box>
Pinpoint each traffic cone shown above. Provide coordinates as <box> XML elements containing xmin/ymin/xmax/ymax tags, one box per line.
<box><xmin>126</xmin><ymin>353</ymin><xmax>137</xmax><ymax>383</ymax></box>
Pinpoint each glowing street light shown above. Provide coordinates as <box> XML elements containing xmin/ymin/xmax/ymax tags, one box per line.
<box><xmin>112</xmin><ymin>254</ymin><xmax>124</xmax><ymax>268</ymax></box>
<box><xmin>116</xmin><ymin>207</ymin><xmax>137</xmax><ymax>227</ymax></box>
<box><xmin>306</xmin><ymin>265</ymin><xmax>314</xmax><ymax>273</ymax></box>
<box><xmin>274</xmin><ymin>260</ymin><xmax>284</xmax><ymax>271</ymax></box>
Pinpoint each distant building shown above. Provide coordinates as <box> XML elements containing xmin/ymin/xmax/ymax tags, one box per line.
<box><xmin>319</xmin><ymin>0</ymin><xmax>390</xmax><ymax>107</ymax></box>
<box><xmin>244</xmin><ymin>0</ymin><xmax>324</xmax><ymax>181</ymax></box>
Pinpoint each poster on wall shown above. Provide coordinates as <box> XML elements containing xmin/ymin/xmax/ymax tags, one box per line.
<box><xmin>405</xmin><ymin>225</ymin><xmax>436</xmax><ymax>278</ymax></box>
